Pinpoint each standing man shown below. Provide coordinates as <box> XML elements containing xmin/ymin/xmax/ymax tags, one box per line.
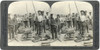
<box><xmin>31</xmin><ymin>13</ymin><xmax>35</xmax><ymax>31</ymax></box>
<box><xmin>23</xmin><ymin>14</ymin><xmax>28</xmax><ymax>28</ymax></box>
<box><xmin>72</xmin><ymin>13</ymin><xmax>75</xmax><ymax>27</ymax></box>
<box><xmin>45</xmin><ymin>12</ymin><xmax>49</xmax><ymax>27</ymax></box>
<box><xmin>29</xmin><ymin>13</ymin><xmax>32</xmax><ymax>27</ymax></box>
<box><xmin>55</xmin><ymin>14</ymin><xmax>60</xmax><ymax>35</ymax></box>
<box><xmin>76</xmin><ymin>13</ymin><xmax>81</xmax><ymax>31</ymax></box>
<box><xmin>12</xmin><ymin>14</ymin><xmax>17</xmax><ymax>39</ymax></box>
<box><xmin>65</xmin><ymin>15</ymin><xmax>68</xmax><ymax>28</ymax></box>
<box><xmin>50</xmin><ymin>14</ymin><xmax>57</xmax><ymax>40</ymax></box>
<box><xmin>47</xmin><ymin>13</ymin><xmax>51</xmax><ymax>30</ymax></box>
<box><xmin>43</xmin><ymin>16</ymin><xmax>47</xmax><ymax>33</ymax></box>
<box><xmin>75</xmin><ymin>13</ymin><xmax>79</xmax><ymax>30</ymax></box>
<box><xmin>42</xmin><ymin>11</ymin><xmax>46</xmax><ymax>33</ymax></box>
<box><xmin>67</xmin><ymin>14</ymin><xmax>72</xmax><ymax>28</ymax></box>
<box><xmin>80</xmin><ymin>10</ymin><xmax>87</xmax><ymax>40</ymax></box>
<box><xmin>37</xmin><ymin>10</ymin><xmax>44</xmax><ymax>36</ymax></box>
<box><xmin>35</xmin><ymin>16</ymin><xmax>38</xmax><ymax>34</ymax></box>
<box><xmin>8</xmin><ymin>14</ymin><xmax>14</xmax><ymax>39</ymax></box>
<box><xmin>85</xmin><ymin>11</ymin><xmax>90</xmax><ymax>33</ymax></box>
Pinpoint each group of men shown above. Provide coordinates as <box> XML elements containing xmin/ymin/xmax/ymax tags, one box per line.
<box><xmin>8</xmin><ymin>10</ymin><xmax>92</xmax><ymax>41</ymax></box>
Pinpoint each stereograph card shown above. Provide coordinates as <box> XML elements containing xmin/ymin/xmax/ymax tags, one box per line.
<box><xmin>1</xmin><ymin>0</ymin><xmax>99</xmax><ymax>50</ymax></box>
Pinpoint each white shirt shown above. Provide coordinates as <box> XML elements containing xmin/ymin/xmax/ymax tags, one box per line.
<box><xmin>38</xmin><ymin>15</ymin><xmax>44</xmax><ymax>22</ymax></box>
<box><xmin>80</xmin><ymin>15</ymin><xmax>86</xmax><ymax>22</ymax></box>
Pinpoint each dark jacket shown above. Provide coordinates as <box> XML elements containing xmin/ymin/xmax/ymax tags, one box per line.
<box><xmin>50</xmin><ymin>18</ymin><xmax>56</xmax><ymax>25</ymax></box>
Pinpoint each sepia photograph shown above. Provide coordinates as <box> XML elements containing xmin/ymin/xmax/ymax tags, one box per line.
<box><xmin>8</xmin><ymin>1</ymin><xmax>93</xmax><ymax>46</ymax></box>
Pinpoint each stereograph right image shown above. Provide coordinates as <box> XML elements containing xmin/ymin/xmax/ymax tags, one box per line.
<box><xmin>8</xmin><ymin>1</ymin><xmax>93</xmax><ymax>46</ymax></box>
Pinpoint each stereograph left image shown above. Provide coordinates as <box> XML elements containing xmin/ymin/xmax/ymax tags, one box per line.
<box><xmin>8</xmin><ymin>1</ymin><xmax>93</xmax><ymax>46</ymax></box>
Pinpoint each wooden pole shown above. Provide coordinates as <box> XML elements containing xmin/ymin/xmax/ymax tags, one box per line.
<box><xmin>32</xmin><ymin>1</ymin><xmax>38</xmax><ymax>18</ymax></box>
<box><xmin>26</xmin><ymin>3</ymin><xmax>28</xmax><ymax>15</ymax></box>
<box><xmin>25</xmin><ymin>2</ymin><xmax>30</xmax><ymax>27</ymax></box>
<box><xmin>74</xmin><ymin>1</ymin><xmax>80</xmax><ymax>16</ymax></box>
